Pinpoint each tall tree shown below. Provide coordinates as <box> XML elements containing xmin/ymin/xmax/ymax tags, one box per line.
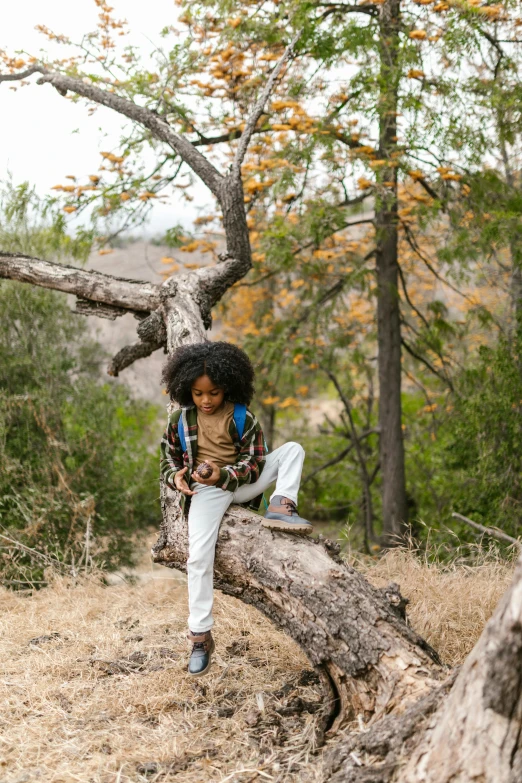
<box><xmin>2</xmin><ymin>4</ymin><xmax>522</xmax><ymax>776</ymax></box>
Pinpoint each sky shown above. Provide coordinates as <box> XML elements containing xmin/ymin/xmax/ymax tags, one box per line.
<box><xmin>0</xmin><ymin>0</ymin><xmax>208</xmax><ymax>235</ymax></box>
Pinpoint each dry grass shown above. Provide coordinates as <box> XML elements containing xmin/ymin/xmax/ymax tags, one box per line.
<box><xmin>0</xmin><ymin>545</ymin><xmax>516</xmax><ymax>783</ymax></box>
<box><xmin>359</xmin><ymin>547</ymin><xmax>515</xmax><ymax>666</ymax></box>
<box><xmin>0</xmin><ymin>562</ymin><xmax>323</xmax><ymax>783</ymax></box>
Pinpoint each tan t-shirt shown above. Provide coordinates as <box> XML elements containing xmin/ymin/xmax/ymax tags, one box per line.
<box><xmin>195</xmin><ymin>401</ymin><xmax>238</xmax><ymax>468</ymax></box>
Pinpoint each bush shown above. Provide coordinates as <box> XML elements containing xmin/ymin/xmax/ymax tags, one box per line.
<box><xmin>440</xmin><ymin>336</ymin><xmax>522</xmax><ymax>538</ymax></box>
<box><xmin>0</xmin><ymin>282</ymin><xmax>161</xmax><ymax>585</ymax></box>
<box><xmin>0</xmin><ymin>183</ymin><xmax>161</xmax><ymax>585</ymax></box>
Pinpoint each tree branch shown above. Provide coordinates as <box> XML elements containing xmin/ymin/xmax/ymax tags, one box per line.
<box><xmin>0</xmin><ymin>252</ymin><xmax>161</xmax><ymax>312</ymax></box>
<box><xmin>318</xmin><ymin>4</ymin><xmax>378</xmax><ymax>18</ymax></box>
<box><xmin>398</xmin><ymin>263</ymin><xmax>431</xmax><ymax>333</ymax></box>
<box><xmin>107</xmin><ymin>337</ymin><xmax>165</xmax><ymax>377</ymax></box>
<box><xmin>0</xmin><ymin>65</ymin><xmax>42</xmax><ymax>81</ymax></box>
<box><xmin>452</xmin><ymin>512</ymin><xmax>521</xmax><ymax>551</ymax></box>
<box><xmin>75</xmin><ymin>298</ymin><xmax>134</xmax><ymax>320</ymax></box>
<box><xmin>415</xmin><ymin>175</ymin><xmax>440</xmax><ymax>202</ymax></box>
<box><xmin>233</xmin><ymin>32</ymin><xmax>301</xmax><ymax>172</ymax></box>
<box><xmin>191</xmin><ymin>127</ymin><xmax>265</xmax><ymax>148</ymax></box>
<box><xmin>303</xmin><ymin>428</ymin><xmax>379</xmax><ymax>484</ymax></box>
<box><xmin>401</xmin><ymin>222</ymin><xmax>468</xmax><ymax>303</ymax></box>
<box><xmin>303</xmin><ymin>445</ymin><xmax>355</xmax><ymax>484</ymax></box>
<box><xmin>0</xmin><ymin>66</ymin><xmax>224</xmax><ymax>199</ymax></box>
<box><xmin>401</xmin><ymin>336</ymin><xmax>454</xmax><ymax>390</ymax></box>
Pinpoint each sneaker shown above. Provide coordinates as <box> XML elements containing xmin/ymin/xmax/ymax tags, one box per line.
<box><xmin>262</xmin><ymin>495</ymin><xmax>313</xmax><ymax>535</ymax></box>
<box><xmin>187</xmin><ymin>630</ymin><xmax>215</xmax><ymax>676</ymax></box>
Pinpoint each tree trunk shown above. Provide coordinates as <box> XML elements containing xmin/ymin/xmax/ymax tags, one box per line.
<box><xmin>152</xmin><ymin>492</ymin><xmax>522</xmax><ymax>782</ymax></box>
<box><xmin>400</xmin><ymin>555</ymin><xmax>522</xmax><ymax>783</ymax></box>
<box><xmin>152</xmin><ymin>488</ymin><xmax>443</xmax><ymax>735</ymax></box>
<box><xmin>375</xmin><ymin>0</ymin><xmax>408</xmax><ymax>544</ymax></box>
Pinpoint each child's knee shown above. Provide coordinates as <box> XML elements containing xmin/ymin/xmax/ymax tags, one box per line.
<box><xmin>284</xmin><ymin>441</ymin><xmax>305</xmax><ymax>458</ymax></box>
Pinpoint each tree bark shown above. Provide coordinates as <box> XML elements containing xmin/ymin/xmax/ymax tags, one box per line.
<box><xmin>0</xmin><ymin>253</ymin><xmax>161</xmax><ymax>311</ymax></box>
<box><xmin>400</xmin><ymin>555</ymin><xmax>522</xmax><ymax>783</ymax></box>
<box><xmin>152</xmin><ymin>493</ymin><xmax>522</xmax><ymax>782</ymax></box>
<box><xmin>375</xmin><ymin>0</ymin><xmax>408</xmax><ymax>544</ymax></box>
<box><xmin>152</xmin><ymin>490</ymin><xmax>443</xmax><ymax>734</ymax></box>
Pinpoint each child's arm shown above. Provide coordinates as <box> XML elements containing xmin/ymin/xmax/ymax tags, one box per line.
<box><xmin>214</xmin><ymin>409</ymin><xmax>266</xmax><ymax>492</ymax></box>
<box><xmin>160</xmin><ymin>411</ymin><xmax>185</xmax><ymax>489</ymax></box>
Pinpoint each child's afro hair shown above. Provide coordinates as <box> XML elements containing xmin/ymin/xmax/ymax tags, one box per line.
<box><xmin>161</xmin><ymin>341</ymin><xmax>255</xmax><ymax>406</ymax></box>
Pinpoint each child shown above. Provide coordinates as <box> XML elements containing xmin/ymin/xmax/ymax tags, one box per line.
<box><xmin>160</xmin><ymin>341</ymin><xmax>312</xmax><ymax>677</ymax></box>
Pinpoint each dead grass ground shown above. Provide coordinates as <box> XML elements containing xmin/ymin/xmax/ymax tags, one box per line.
<box><xmin>359</xmin><ymin>546</ymin><xmax>515</xmax><ymax>667</ymax></box>
<box><xmin>0</xmin><ymin>547</ymin><xmax>515</xmax><ymax>783</ymax></box>
<box><xmin>0</xmin><ymin>568</ymin><xmax>323</xmax><ymax>783</ymax></box>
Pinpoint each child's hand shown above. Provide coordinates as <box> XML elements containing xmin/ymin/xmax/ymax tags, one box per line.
<box><xmin>191</xmin><ymin>461</ymin><xmax>220</xmax><ymax>486</ymax></box>
<box><xmin>174</xmin><ymin>467</ymin><xmax>196</xmax><ymax>496</ymax></box>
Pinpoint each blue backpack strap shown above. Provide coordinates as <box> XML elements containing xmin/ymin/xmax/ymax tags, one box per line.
<box><xmin>233</xmin><ymin>403</ymin><xmax>247</xmax><ymax>441</ymax></box>
<box><xmin>177</xmin><ymin>415</ymin><xmax>187</xmax><ymax>453</ymax></box>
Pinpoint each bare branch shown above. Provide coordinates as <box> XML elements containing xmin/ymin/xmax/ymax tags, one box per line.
<box><xmin>234</xmin><ymin>270</ymin><xmax>277</xmax><ymax>288</ymax></box>
<box><xmin>401</xmin><ymin>336</ymin><xmax>454</xmax><ymax>390</ymax></box>
<box><xmin>192</xmin><ymin>127</ymin><xmax>265</xmax><ymax>147</ymax></box>
<box><xmin>0</xmin><ymin>252</ymin><xmax>161</xmax><ymax>312</ymax></box>
<box><xmin>398</xmin><ymin>263</ymin><xmax>431</xmax><ymax>333</ymax></box>
<box><xmin>303</xmin><ymin>427</ymin><xmax>379</xmax><ymax>484</ymax></box>
<box><xmin>75</xmin><ymin>299</ymin><xmax>133</xmax><ymax>320</ymax></box>
<box><xmin>319</xmin><ymin>4</ymin><xmax>378</xmax><ymax>18</ymax></box>
<box><xmin>401</xmin><ymin>222</ymin><xmax>469</xmax><ymax>303</ymax></box>
<box><xmin>452</xmin><ymin>512</ymin><xmax>522</xmax><ymax>551</ymax></box>
<box><xmin>339</xmin><ymin>191</ymin><xmax>373</xmax><ymax>208</ymax></box>
<box><xmin>0</xmin><ymin>66</ymin><xmax>224</xmax><ymax>199</ymax></box>
<box><xmin>302</xmin><ymin>445</ymin><xmax>355</xmax><ymax>484</ymax></box>
<box><xmin>107</xmin><ymin>337</ymin><xmax>165</xmax><ymax>377</ymax></box>
<box><xmin>325</xmin><ymin>369</ymin><xmax>376</xmax><ymax>545</ymax></box>
<box><xmin>233</xmin><ymin>32</ymin><xmax>301</xmax><ymax>172</ymax></box>
<box><xmin>0</xmin><ymin>65</ymin><xmax>42</xmax><ymax>81</ymax></box>
<box><xmin>415</xmin><ymin>175</ymin><xmax>440</xmax><ymax>202</ymax></box>
<box><xmin>0</xmin><ymin>532</ymin><xmax>68</xmax><ymax>570</ymax></box>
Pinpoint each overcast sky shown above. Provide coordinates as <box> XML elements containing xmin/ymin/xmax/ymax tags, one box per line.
<box><xmin>1</xmin><ymin>0</ymin><xmax>208</xmax><ymax>235</ymax></box>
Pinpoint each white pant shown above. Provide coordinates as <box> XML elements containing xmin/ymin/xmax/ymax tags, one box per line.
<box><xmin>186</xmin><ymin>441</ymin><xmax>305</xmax><ymax>632</ymax></box>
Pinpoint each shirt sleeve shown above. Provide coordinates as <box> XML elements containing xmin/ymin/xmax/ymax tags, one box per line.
<box><xmin>160</xmin><ymin>410</ymin><xmax>184</xmax><ymax>488</ymax></box>
<box><xmin>214</xmin><ymin>409</ymin><xmax>266</xmax><ymax>493</ymax></box>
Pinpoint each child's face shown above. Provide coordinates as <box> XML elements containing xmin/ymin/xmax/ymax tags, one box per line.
<box><xmin>191</xmin><ymin>374</ymin><xmax>225</xmax><ymax>414</ymax></box>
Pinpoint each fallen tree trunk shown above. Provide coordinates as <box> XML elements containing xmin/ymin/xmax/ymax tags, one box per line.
<box><xmin>152</xmin><ymin>486</ymin><xmax>522</xmax><ymax>781</ymax></box>
<box><xmin>152</xmin><ymin>487</ymin><xmax>444</xmax><ymax>732</ymax></box>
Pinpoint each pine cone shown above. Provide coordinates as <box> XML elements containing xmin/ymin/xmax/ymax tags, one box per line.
<box><xmin>196</xmin><ymin>462</ymin><xmax>213</xmax><ymax>479</ymax></box>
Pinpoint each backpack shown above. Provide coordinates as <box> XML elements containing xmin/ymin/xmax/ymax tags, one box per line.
<box><xmin>177</xmin><ymin>403</ymin><xmax>247</xmax><ymax>453</ymax></box>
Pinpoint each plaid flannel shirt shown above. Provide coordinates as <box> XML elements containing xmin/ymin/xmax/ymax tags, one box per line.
<box><xmin>160</xmin><ymin>404</ymin><xmax>267</xmax><ymax>515</ymax></box>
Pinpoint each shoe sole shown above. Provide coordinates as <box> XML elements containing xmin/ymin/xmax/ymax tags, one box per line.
<box><xmin>188</xmin><ymin>640</ymin><xmax>215</xmax><ymax>678</ymax></box>
<box><xmin>261</xmin><ymin>519</ymin><xmax>313</xmax><ymax>535</ymax></box>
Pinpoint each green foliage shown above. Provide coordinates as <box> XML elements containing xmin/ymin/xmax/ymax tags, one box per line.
<box><xmin>163</xmin><ymin>223</ymin><xmax>188</xmax><ymax>248</ymax></box>
<box><xmin>399</xmin><ymin>336</ymin><xmax>522</xmax><ymax>550</ymax></box>
<box><xmin>0</xmin><ymin>181</ymin><xmax>93</xmax><ymax>263</ymax></box>
<box><xmin>439</xmin><ymin>336</ymin><xmax>522</xmax><ymax>539</ymax></box>
<box><xmin>0</xmin><ymin>282</ymin><xmax>160</xmax><ymax>586</ymax></box>
<box><xmin>0</xmin><ymin>184</ymin><xmax>160</xmax><ymax>586</ymax></box>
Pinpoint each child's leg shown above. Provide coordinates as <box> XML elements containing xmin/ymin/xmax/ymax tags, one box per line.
<box><xmin>187</xmin><ymin>484</ymin><xmax>234</xmax><ymax>632</ymax></box>
<box><xmin>233</xmin><ymin>442</ymin><xmax>305</xmax><ymax>505</ymax></box>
